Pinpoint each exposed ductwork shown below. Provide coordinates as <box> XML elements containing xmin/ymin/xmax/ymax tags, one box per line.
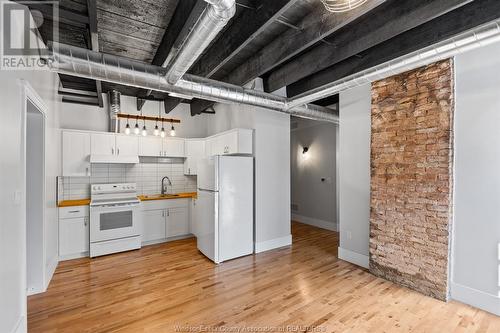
<box><xmin>287</xmin><ymin>19</ymin><xmax>500</xmax><ymax>108</ymax></box>
<box><xmin>46</xmin><ymin>42</ymin><xmax>339</xmax><ymax>123</ymax></box>
<box><xmin>164</xmin><ymin>0</ymin><xmax>236</xmax><ymax>85</ymax></box>
<box><xmin>108</xmin><ymin>90</ymin><xmax>121</xmax><ymax>132</ymax></box>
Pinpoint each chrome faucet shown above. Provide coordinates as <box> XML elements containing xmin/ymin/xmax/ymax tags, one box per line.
<box><xmin>161</xmin><ymin>176</ymin><xmax>172</xmax><ymax>195</ymax></box>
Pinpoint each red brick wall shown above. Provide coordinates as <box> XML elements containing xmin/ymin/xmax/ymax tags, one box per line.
<box><xmin>369</xmin><ymin>60</ymin><xmax>454</xmax><ymax>301</ymax></box>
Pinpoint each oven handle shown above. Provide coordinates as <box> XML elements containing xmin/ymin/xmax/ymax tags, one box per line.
<box><xmin>91</xmin><ymin>202</ymin><xmax>141</xmax><ymax>208</ymax></box>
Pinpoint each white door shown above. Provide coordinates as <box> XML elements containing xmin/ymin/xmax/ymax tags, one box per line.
<box><xmin>139</xmin><ymin>136</ymin><xmax>162</xmax><ymax>156</ymax></box>
<box><xmin>91</xmin><ymin>133</ymin><xmax>116</xmax><ymax>156</ymax></box>
<box><xmin>163</xmin><ymin>138</ymin><xmax>185</xmax><ymax>157</ymax></box>
<box><xmin>115</xmin><ymin>135</ymin><xmax>138</xmax><ymax>156</ymax></box>
<box><xmin>166</xmin><ymin>207</ymin><xmax>189</xmax><ymax>238</ymax></box>
<box><xmin>196</xmin><ymin>190</ymin><xmax>217</xmax><ymax>262</ymax></box>
<box><xmin>142</xmin><ymin>209</ymin><xmax>166</xmax><ymax>242</ymax></box>
<box><xmin>59</xmin><ymin>217</ymin><xmax>89</xmax><ymax>256</ymax></box>
<box><xmin>62</xmin><ymin>131</ymin><xmax>90</xmax><ymax>176</ymax></box>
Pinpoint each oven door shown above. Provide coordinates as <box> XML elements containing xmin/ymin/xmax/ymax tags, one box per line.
<box><xmin>90</xmin><ymin>203</ymin><xmax>140</xmax><ymax>243</ymax></box>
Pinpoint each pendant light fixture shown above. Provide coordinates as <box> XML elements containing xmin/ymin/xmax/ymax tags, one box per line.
<box><xmin>141</xmin><ymin>118</ymin><xmax>147</xmax><ymax>136</ymax></box>
<box><xmin>124</xmin><ymin>115</ymin><xmax>131</xmax><ymax>135</ymax></box>
<box><xmin>160</xmin><ymin>119</ymin><xmax>166</xmax><ymax>138</ymax></box>
<box><xmin>133</xmin><ymin>115</ymin><xmax>140</xmax><ymax>135</ymax></box>
<box><xmin>154</xmin><ymin>102</ymin><xmax>160</xmax><ymax>136</ymax></box>
<box><xmin>170</xmin><ymin>121</ymin><xmax>176</xmax><ymax>137</ymax></box>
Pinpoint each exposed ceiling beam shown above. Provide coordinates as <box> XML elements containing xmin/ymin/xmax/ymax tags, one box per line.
<box><xmin>58</xmin><ymin>86</ymin><xmax>98</xmax><ymax>97</ymax></box>
<box><xmin>189</xmin><ymin>0</ymin><xmax>384</xmax><ymax>115</ymax></box>
<box><xmin>164</xmin><ymin>97</ymin><xmax>183</xmax><ymax>114</ymax></box>
<box><xmin>287</xmin><ymin>0</ymin><xmax>500</xmax><ymax>99</ymax></box>
<box><xmin>225</xmin><ymin>0</ymin><xmax>386</xmax><ymax>88</ymax></box>
<box><xmin>86</xmin><ymin>0</ymin><xmax>103</xmax><ymax>107</ymax></box>
<box><xmin>190</xmin><ymin>99</ymin><xmax>215</xmax><ymax>116</ymax></box>
<box><xmin>235</xmin><ymin>0</ymin><xmax>257</xmax><ymax>10</ymax></box>
<box><xmin>62</xmin><ymin>95</ymin><xmax>100</xmax><ymax>106</ymax></box>
<box><xmin>24</xmin><ymin>3</ymin><xmax>89</xmax><ymax>27</ymax></box>
<box><xmin>191</xmin><ymin>0</ymin><xmax>299</xmax><ymax>79</ymax></box>
<box><xmin>137</xmin><ymin>0</ymin><xmax>198</xmax><ymax>111</ymax></box>
<box><xmin>264</xmin><ymin>0</ymin><xmax>473</xmax><ymax>92</ymax></box>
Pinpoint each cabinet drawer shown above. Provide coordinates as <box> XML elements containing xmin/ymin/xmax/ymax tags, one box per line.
<box><xmin>59</xmin><ymin>206</ymin><xmax>89</xmax><ymax>219</ymax></box>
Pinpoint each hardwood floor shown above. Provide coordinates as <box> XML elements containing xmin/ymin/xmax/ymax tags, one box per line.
<box><xmin>28</xmin><ymin>222</ymin><xmax>499</xmax><ymax>333</ymax></box>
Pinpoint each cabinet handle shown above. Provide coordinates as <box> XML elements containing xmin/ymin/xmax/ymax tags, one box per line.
<box><xmin>117</xmin><ymin>148</ymin><xmax>120</xmax><ymax>155</ymax></box>
<box><xmin>112</xmin><ymin>147</ymin><xmax>115</xmax><ymax>155</ymax></box>
<box><xmin>68</xmin><ymin>210</ymin><xmax>80</xmax><ymax>213</ymax></box>
<box><xmin>188</xmin><ymin>168</ymin><xmax>191</xmax><ymax>175</ymax></box>
<box><xmin>84</xmin><ymin>217</ymin><xmax>88</xmax><ymax>226</ymax></box>
<box><xmin>167</xmin><ymin>209</ymin><xmax>170</xmax><ymax>217</ymax></box>
<box><xmin>162</xmin><ymin>210</ymin><xmax>165</xmax><ymax>217</ymax></box>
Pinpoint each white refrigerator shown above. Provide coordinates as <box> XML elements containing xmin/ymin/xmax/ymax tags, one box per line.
<box><xmin>196</xmin><ymin>155</ymin><xmax>254</xmax><ymax>264</ymax></box>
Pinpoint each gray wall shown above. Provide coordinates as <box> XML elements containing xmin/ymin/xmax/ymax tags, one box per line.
<box><xmin>338</xmin><ymin>84</ymin><xmax>372</xmax><ymax>268</ymax></box>
<box><xmin>452</xmin><ymin>41</ymin><xmax>500</xmax><ymax>315</ymax></box>
<box><xmin>290</xmin><ymin>118</ymin><xmax>337</xmax><ymax>230</ymax></box>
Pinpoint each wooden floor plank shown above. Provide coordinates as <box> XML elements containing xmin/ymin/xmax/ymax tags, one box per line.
<box><xmin>28</xmin><ymin>222</ymin><xmax>500</xmax><ymax>332</ymax></box>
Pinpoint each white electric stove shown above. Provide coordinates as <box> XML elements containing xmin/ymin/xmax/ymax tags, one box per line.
<box><xmin>89</xmin><ymin>183</ymin><xmax>141</xmax><ymax>257</ymax></box>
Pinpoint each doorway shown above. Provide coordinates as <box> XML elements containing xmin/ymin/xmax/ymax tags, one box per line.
<box><xmin>25</xmin><ymin>92</ymin><xmax>46</xmax><ymax>295</ymax></box>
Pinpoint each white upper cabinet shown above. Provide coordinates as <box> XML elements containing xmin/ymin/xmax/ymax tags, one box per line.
<box><xmin>209</xmin><ymin>129</ymin><xmax>253</xmax><ymax>156</ymax></box>
<box><xmin>184</xmin><ymin>139</ymin><xmax>205</xmax><ymax>175</ymax></box>
<box><xmin>163</xmin><ymin>137</ymin><xmax>185</xmax><ymax>157</ymax></box>
<box><xmin>62</xmin><ymin>131</ymin><xmax>91</xmax><ymax>177</ymax></box>
<box><xmin>139</xmin><ymin>136</ymin><xmax>163</xmax><ymax>157</ymax></box>
<box><xmin>115</xmin><ymin>135</ymin><xmax>139</xmax><ymax>156</ymax></box>
<box><xmin>91</xmin><ymin>133</ymin><xmax>116</xmax><ymax>156</ymax></box>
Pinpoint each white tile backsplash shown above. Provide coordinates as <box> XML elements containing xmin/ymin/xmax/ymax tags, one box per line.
<box><xmin>61</xmin><ymin>158</ymin><xmax>197</xmax><ymax>200</ymax></box>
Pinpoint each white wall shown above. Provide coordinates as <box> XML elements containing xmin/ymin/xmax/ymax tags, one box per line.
<box><xmin>0</xmin><ymin>3</ymin><xmax>61</xmax><ymax>332</ymax></box>
<box><xmin>60</xmin><ymin>95</ymin><xmax>209</xmax><ymax>138</ymax></box>
<box><xmin>338</xmin><ymin>84</ymin><xmax>372</xmax><ymax>268</ymax></box>
<box><xmin>452</xmin><ymin>42</ymin><xmax>500</xmax><ymax>315</ymax></box>
<box><xmin>291</xmin><ymin>118</ymin><xmax>338</xmax><ymax>231</ymax></box>
<box><xmin>206</xmin><ymin>103</ymin><xmax>292</xmax><ymax>252</ymax></box>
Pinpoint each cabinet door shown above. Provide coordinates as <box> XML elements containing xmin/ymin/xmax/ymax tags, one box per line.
<box><xmin>62</xmin><ymin>131</ymin><xmax>90</xmax><ymax>176</ymax></box>
<box><xmin>163</xmin><ymin>138</ymin><xmax>185</xmax><ymax>157</ymax></box>
<box><xmin>139</xmin><ymin>136</ymin><xmax>162</xmax><ymax>157</ymax></box>
<box><xmin>115</xmin><ymin>135</ymin><xmax>138</xmax><ymax>156</ymax></box>
<box><xmin>142</xmin><ymin>209</ymin><xmax>166</xmax><ymax>242</ymax></box>
<box><xmin>59</xmin><ymin>216</ymin><xmax>89</xmax><ymax>257</ymax></box>
<box><xmin>91</xmin><ymin>133</ymin><xmax>116</xmax><ymax>155</ymax></box>
<box><xmin>217</xmin><ymin>131</ymin><xmax>238</xmax><ymax>154</ymax></box>
<box><xmin>205</xmin><ymin>137</ymin><xmax>215</xmax><ymax>157</ymax></box>
<box><xmin>190</xmin><ymin>199</ymin><xmax>198</xmax><ymax>237</ymax></box>
<box><xmin>184</xmin><ymin>140</ymin><xmax>205</xmax><ymax>175</ymax></box>
<box><xmin>166</xmin><ymin>207</ymin><xmax>189</xmax><ymax>238</ymax></box>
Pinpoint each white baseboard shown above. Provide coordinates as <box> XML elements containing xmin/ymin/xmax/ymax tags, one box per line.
<box><xmin>292</xmin><ymin>214</ymin><xmax>338</xmax><ymax>231</ymax></box>
<box><xmin>59</xmin><ymin>251</ymin><xmax>89</xmax><ymax>261</ymax></box>
<box><xmin>11</xmin><ymin>316</ymin><xmax>25</xmax><ymax>333</ymax></box>
<box><xmin>338</xmin><ymin>247</ymin><xmax>369</xmax><ymax>269</ymax></box>
<box><xmin>450</xmin><ymin>281</ymin><xmax>500</xmax><ymax>316</ymax></box>
<box><xmin>255</xmin><ymin>235</ymin><xmax>292</xmax><ymax>253</ymax></box>
<box><xmin>44</xmin><ymin>255</ymin><xmax>58</xmax><ymax>290</ymax></box>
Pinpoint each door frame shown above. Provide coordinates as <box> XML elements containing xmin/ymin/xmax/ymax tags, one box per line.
<box><xmin>19</xmin><ymin>79</ymin><xmax>48</xmax><ymax>296</ymax></box>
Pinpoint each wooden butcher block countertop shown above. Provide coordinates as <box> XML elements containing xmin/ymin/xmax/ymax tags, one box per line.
<box><xmin>58</xmin><ymin>192</ymin><xmax>197</xmax><ymax>207</ymax></box>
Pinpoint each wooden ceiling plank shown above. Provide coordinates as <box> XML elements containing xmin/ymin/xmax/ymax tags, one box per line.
<box><xmin>287</xmin><ymin>0</ymin><xmax>500</xmax><ymax>98</ymax></box>
<box><xmin>264</xmin><ymin>0</ymin><xmax>473</xmax><ymax>92</ymax></box>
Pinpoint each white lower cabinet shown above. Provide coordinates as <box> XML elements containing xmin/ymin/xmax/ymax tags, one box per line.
<box><xmin>141</xmin><ymin>199</ymin><xmax>190</xmax><ymax>245</ymax></box>
<box><xmin>142</xmin><ymin>209</ymin><xmax>166</xmax><ymax>243</ymax></box>
<box><xmin>59</xmin><ymin>206</ymin><xmax>90</xmax><ymax>260</ymax></box>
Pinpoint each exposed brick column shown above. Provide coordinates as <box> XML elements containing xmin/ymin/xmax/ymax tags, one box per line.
<box><xmin>369</xmin><ymin>60</ymin><xmax>454</xmax><ymax>301</ymax></box>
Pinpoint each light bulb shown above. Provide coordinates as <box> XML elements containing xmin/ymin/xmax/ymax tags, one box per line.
<box><xmin>133</xmin><ymin>123</ymin><xmax>140</xmax><ymax>135</ymax></box>
<box><xmin>153</xmin><ymin>125</ymin><xmax>159</xmax><ymax>136</ymax></box>
<box><xmin>125</xmin><ymin>123</ymin><xmax>131</xmax><ymax>135</ymax></box>
<box><xmin>160</xmin><ymin>127</ymin><xmax>166</xmax><ymax>138</ymax></box>
<box><xmin>170</xmin><ymin>125</ymin><xmax>176</xmax><ymax>137</ymax></box>
<box><xmin>141</xmin><ymin>125</ymin><xmax>147</xmax><ymax>136</ymax></box>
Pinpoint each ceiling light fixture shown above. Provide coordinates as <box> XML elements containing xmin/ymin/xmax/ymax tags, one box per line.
<box><xmin>141</xmin><ymin>118</ymin><xmax>147</xmax><ymax>137</ymax></box>
<box><xmin>133</xmin><ymin>116</ymin><xmax>140</xmax><ymax>135</ymax></box>
<box><xmin>154</xmin><ymin>103</ymin><xmax>160</xmax><ymax>136</ymax></box>
<box><xmin>125</xmin><ymin>116</ymin><xmax>131</xmax><ymax>135</ymax></box>
<box><xmin>320</xmin><ymin>0</ymin><xmax>367</xmax><ymax>13</ymax></box>
<box><xmin>160</xmin><ymin>119</ymin><xmax>166</xmax><ymax>138</ymax></box>
<box><xmin>170</xmin><ymin>122</ymin><xmax>176</xmax><ymax>137</ymax></box>
<box><xmin>302</xmin><ymin>147</ymin><xmax>309</xmax><ymax>154</ymax></box>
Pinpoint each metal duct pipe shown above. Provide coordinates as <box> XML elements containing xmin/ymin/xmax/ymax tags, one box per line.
<box><xmin>288</xmin><ymin>19</ymin><xmax>500</xmax><ymax>109</ymax></box>
<box><xmin>108</xmin><ymin>90</ymin><xmax>121</xmax><ymax>132</ymax></box>
<box><xmin>164</xmin><ymin>0</ymin><xmax>236</xmax><ymax>85</ymax></box>
<box><xmin>46</xmin><ymin>42</ymin><xmax>338</xmax><ymax>123</ymax></box>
